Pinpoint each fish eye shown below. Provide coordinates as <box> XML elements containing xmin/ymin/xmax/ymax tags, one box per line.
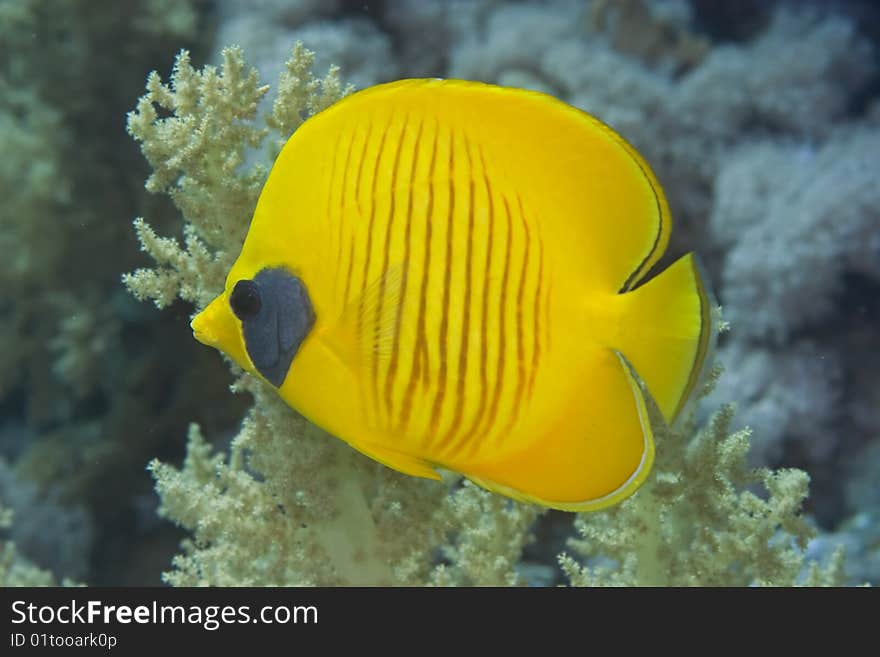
<box><xmin>230</xmin><ymin>279</ymin><xmax>262</xmax><ymax>320</ymax></box>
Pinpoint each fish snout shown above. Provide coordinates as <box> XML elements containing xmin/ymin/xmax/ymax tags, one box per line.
<box><xmin>190</xmin><ymin>311</ymin><xmax>214</xmax><ymax>346</ymax></box>
<box><xmin>190</xmin><ymin>296</ymin><xmax>227</xmax><ymax>348</ymax></box>
<box><xmin>189</xmin><ymin>293</ymin><xmax>253</xmax><ymax>373</ymax></box>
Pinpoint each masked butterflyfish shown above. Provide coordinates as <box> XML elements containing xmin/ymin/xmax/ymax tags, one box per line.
<box><xmin>191</xmin><ymin>79</ymin><xmax>712</xmax><ymax>512</ymax></box>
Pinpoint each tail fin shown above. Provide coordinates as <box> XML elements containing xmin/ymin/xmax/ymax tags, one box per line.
<box><xmin>615</xmin><ymin>253</ymin><xmax>712</xmax><ymax>423</ymax></box>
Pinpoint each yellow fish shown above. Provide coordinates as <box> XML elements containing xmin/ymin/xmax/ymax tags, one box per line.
<box><xmin>192</xmin><ymin>79</ymin><xmax>711</xmax><ymax>512</ymax></box>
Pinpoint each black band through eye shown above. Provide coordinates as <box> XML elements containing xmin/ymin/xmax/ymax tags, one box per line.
<box><xmin>230</xmin><ymin>280</ymin><xmax>262</xmax><ymax>320</ymax></box>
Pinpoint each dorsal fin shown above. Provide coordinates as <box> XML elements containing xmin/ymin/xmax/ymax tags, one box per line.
<box><xmin>296</xmin><ymin>78</ymin><xmax>671</xmax><ymax>294</ymax></box>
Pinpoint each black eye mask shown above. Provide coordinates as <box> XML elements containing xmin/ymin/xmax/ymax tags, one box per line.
<box><xmin>229</xmin><ymin>268</ymin><xmax>315</xmax><ymax>387</ymax></box>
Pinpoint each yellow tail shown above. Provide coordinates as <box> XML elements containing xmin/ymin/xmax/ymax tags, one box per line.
<box><xmin>615</xmin><ymin>253</ymin><xmax>712</xmax><ymax>423</ymax></box>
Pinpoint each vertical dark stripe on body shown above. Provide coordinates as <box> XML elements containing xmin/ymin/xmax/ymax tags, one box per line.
<box><xmin>528</xmin><ymin>224</ymin><xmax>544</xmax><ymax>400</ymax></box>
<box><xmin>429</xmin><ymin>129</ymin><xmax>456</xmax><ymax>434</ymax></box>
<box><xmin>482</xmin><ymin>195</ymin><xmax>513</xmax><ymax>449</ymax></box>
<box><xmin>344</xmin><ymin>241</ymin><xmax>356</xmax><ymax>311</ymax></box>
<box><xmin>544</xmin><ymin>273</ymin><xmax>553</xmax><ymax>352</ymax></box>
<box><xmin>438</xmin><ymin>136</ymin><xmax>475</xmax><ymax>451</ymax></box>
<box><xmin>337</xmin><ymin>129</ymin><xmax>356</xmax><ymax>302</ymax></box>
<box><xmin>497</xmin><ymin>194</ymin><xmax>530</xmax><ymax>439</ymax></box>
<box><xmin>374</xmin><ymin>115</ymin><xmax>408</xmax><ymax>420</ymax></box>
<box><xmin>328</xmin><ymin>128</ymin><xmax>343</xmax><ymax>297</ymax></box>
<box><xmin>452</xmin><ymin>145</ymin><xmax>493</xmax><ymax>454</ymax></box>
<box><xmin>354</xmin><ymin>123</ymin><xmax>373</xmax><ymax>221</ymax></box>
<box><xmin>399</xmin><ymin>119</ymin><xmax>439</xmax><ymax>432</ymax></box>
<box><xmin>359</xmin><ymin>121</ymin><xmax>390</xmax><ymax>418</ymax></box>
<box><xmin>385</xmin><ymin>118</ymin><xmax>422</xmax><ymax>418</ymax></box>
<box><xmin>344</xmin><ymin>122</ymin><xmax>374</xmax><ymax>306</ymax></box>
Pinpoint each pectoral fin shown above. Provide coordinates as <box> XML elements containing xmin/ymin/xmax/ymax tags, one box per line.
<box><xmin>322</xmin><ymin>263</ymin><xmax>406</xmax><ymax>372</ymax></box>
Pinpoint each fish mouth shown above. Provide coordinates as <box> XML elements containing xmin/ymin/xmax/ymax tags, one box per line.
<box><xmin>190</xmin><ymin>310</ymin><xmax>216</xmax><ymax>346</ymax></box>
<box><xmin>188</xmin><ymin>293</ymin><xmax>255</xmax><ymax>377</ymax></box>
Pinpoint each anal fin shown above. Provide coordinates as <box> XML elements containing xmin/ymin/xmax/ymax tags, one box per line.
<box><xmin>458</xmin><ymin>350</ymin><xmax>654</xmax><ymax>512</ymax></box>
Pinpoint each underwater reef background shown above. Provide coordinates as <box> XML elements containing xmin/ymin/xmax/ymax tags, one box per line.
<box><xmin>1</xmin><ymin>0</ymin><xmax>878</xmax><ymax>586</ymax></box>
